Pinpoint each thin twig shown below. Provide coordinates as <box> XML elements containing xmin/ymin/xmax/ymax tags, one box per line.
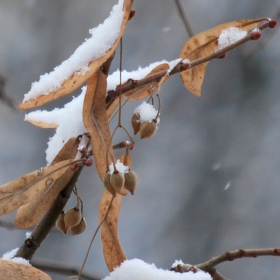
<box><xmin>77</xmin><ymin>196</ymin><xmax>114</xmax><ymax>279</ymax></box>
<box><xmin>174</xmin><ymin>0</ymin><xmax>194</xmax><ymax>37</ymax></box>
<box><xmin>31</xmin><ymin>258</ymin><xmax>101</xmax><ymax>280</ymax></box>
<box><xmin>195</xmin><ymin>248</ymin><xmax>280</xmax><ymax>272</ymax></box>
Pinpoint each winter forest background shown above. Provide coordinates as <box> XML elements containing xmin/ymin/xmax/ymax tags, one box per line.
<box><xmin>0</xmin><ymin>0</ymin><xmax>280</xmax><ymax>279</ymax></box>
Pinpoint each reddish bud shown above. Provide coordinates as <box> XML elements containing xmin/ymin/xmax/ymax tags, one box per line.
<box><xmin>218</xmin><ymin>53</ymin><xmax>227</xmax><ymax>59</ymax></box>
<box><xmin>251</xmin><ymin>30</ymin><xmax>261</xmax><ymax>40</ymax></box>
<box><xmin>129</xmin><ymin>9</ymin><xmax>136</xmax><ymax>20</ymax></box>
<box><xmin>181</xmin><ymin>63</ymin><xmax>189</xmax><ymax>70</ymax></box>
<box><xmin>84</xmin><ymin>158</ymin><xmax>93</xmax><ymax>167</ymax></box>
<box><xmin>81</xmin><ymin>147</ymin><xmax>87</xmax><ymax>154</ymax></box>
<box><xmin>269</xmin><ymin>19</ymin><xmax>278</xmax><ymax>28</ymax></box>
<box><xmin>70</xmin><ymin>163</ymin><xmax>79</xmax><ymax>171</ymax></box>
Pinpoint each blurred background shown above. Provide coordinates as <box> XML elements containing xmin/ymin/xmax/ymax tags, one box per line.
<box><xmin>0</xmin><ymin>0</ymin><xmax>280</xmax><ymax>279</ymax></box>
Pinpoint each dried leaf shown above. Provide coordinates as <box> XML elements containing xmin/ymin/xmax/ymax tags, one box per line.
<box><xmin>124</xmin><ymin>63</ymin><xmax>170</xmax><ymax>101</ymax></box>
<box><xmin>0</xmin><ymin>159</ymin><xmax>74</xmax><ymax>216</ymax></box>
<box><xmin>99</xmin><ymin>191</ymin><xmax>126</xmax><ymax>271</ymax></box>
<box><xmin>0</xmin><ymin>259</ymin><xmax>51</xmax><ymax>280</ymax></box>
<box><xmin>83</xmin><ymin>70</ymin><xmax>115</xmax><ymax>180</ymax></box>
<box><xmin>180</xmin><ymin>19</ymin><xmax>264</xmax><ymax>96</ymax></box>
<box><xmin>19</xmin><ymin>0</ymin><xmax>134</xmax><ymax>110</ymax></box>
<box><xmin>15</xmin><ymin>168</ymin><xmax>75</xmax><ymax>228</ymax></box>
<box><xmin>50</xmin><ymin>137</ymin><xmax>79</xmax><ymax>165</ymax></box>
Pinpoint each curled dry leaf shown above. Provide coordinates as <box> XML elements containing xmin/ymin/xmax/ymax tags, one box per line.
<box><xmin>180</xmin><ymin>18</ymin><xmax>264</xmax><ymax>96</ymax></box>
<box><xmin>83</xmin><ymin>70</ymin><xmax>115</xmax><ymax>180</ymax></box>
<box><xmin>0</xmin><ymin>159</ymin><xmax>75</xmax><ymax>216</ymax></box>
<box><xmin>0</xmin><ymin>259</ymin><xmax>51</xmax><ymax>280</ymax></box>
<box><xmin>19</xmin><ymin>0</ymin><xmax>133</xmax><ymax>110</ymax></box>
<box><xmin>24</xmin><ymin>119</ymin><xmax>58</xmax><ymax>129</ymax></box>
<box><xmin>99</xmin><ymin>191</ymin><xmax>126</xmax><ymax>272</ymax></box>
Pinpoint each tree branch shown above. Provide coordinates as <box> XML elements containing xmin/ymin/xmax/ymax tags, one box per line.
<box><xmin>106</xmin><ymin>18</ymin><xmax>277</xmax><ymax>103</ymax></box>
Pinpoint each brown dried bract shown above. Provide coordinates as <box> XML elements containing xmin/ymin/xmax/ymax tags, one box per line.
<box><xmin>99</xmin><ymin>191</ymin><xmax>126</xmax><ymax>271</ymax></box>
<box><xmin>180</xmin><ymin>19</ymin><xmax>264</xmax><ymax>96</ymax></box>
<box><xmin>83</xmin><ymin>69</ymin><xmax>115</xmax><ymax>180</ymax></box>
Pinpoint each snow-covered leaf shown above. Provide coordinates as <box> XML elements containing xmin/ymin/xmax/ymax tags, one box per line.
<box><xmin>19</xmin><ymin>0</ymin><xmax>133</xmax><ymax>110</ymax></box>
<box><xmin>180</xmin><ymin>19</ymin><xmax>264</xmax><ymax>96</ymax></box>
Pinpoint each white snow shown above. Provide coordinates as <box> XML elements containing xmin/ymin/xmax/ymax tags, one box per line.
<box><xmin>103</xmin><ymin>259</ymin><xmax>212</xmax><ymax>280</ymax></box>
<box><xmin>109</xmin><ymin>159</ymin><xmax>129</xmax><ymax>174</ymax></box>
<box><xmin>134</xmin><ymin>101</ymin><xmax>159</xmax><ymax>123</ymax></box>
<box><xmin>2</xmin><ymin>248</ymin><xmax>31</xmax><ymax>266</ymax></box>
<box><xmin>22</xmin><ymin>0</ymin><xmax>125</xmax><ymax>102</ymax></box>
<box><xmin>25</xmin><ymin>87</ymin><xmax>87</xmax><ymax>164</ymax></box>
<box><xmin>216</xmin><ymin>27</ymin><xmax>247</xmax><ymax>51</ymax></box>
<box><xmin>107</xmin><ymin>58</ymin><xmax>181</xmax><ymax>92</ymax></box>
<box><xmin>224</xmin><ymin>181</ymin><xmax>231</xmax><ymax>190</ymax></box>
<box><xmin>25</xmin><ymin>58</ymin><xmax>181</xmax><ymax>164</ymax></box>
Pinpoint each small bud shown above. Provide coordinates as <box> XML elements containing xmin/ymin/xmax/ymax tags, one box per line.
<box><xmin>70</xmin><ymin>218</ymin><xmax>87</xmax><ymax>235</ymax></box>
<box><xmin>56</xmin><ymin>211</ymin><xmax>67</xmax><ymax>234</ymax></box>
<box><xmin>218</xmin><ymin>53</ymin><xmax>227</xmax><ymax>59</ymax></box>
<box><xmin>110</xmin><ymin>171</ymin><xmax>125</xmax><ymax>192</ymax></box>
<box><xmin>103</xmin><ymin>172</ymin><xmax>116</xmax><ymax>197</ymax></box>
<box><xmin>64</xmin><ymin>207</ymin><xmax>82</xmax><ymax>231</ymax></box>
<box><xmin>140</xmin><ymin>120</ymin><xmax>157</xmax><ymax>139</ymax></box>
<box><xmin>124</xmin><ymin>170</ymin><xmax>138</xmax><ymax>195</ymax></box>
<box><xmin>269</xmin><ymin>19</ymin><xmax>278</xmax><ymax>28</ymax></box>
<box><xmin>81</xmin><ymin>147</ymin><xmax>87</xmax><ymax>154</ymax></box>
<box><xmin>129</xmin><ymin>9</ymin><xmax>136</xmax><ymax>20</ymax></box>
<box><xmin>251</xmin><ymin>30</ymin><xmax>261</xmax><ymax>40</ymax></box>
<box><xmin>131</xmin><ymin>113</ymin><xmax>141</xmax><ymax>135</ymax></box>
<box><xmin>84</xmin><ymin>158</ymin><xmax>93</xmax><ymax>166</ymax></box>
<box><xmin>70</xmin><ymin>163</ymin><xmax>79</xmax><ymax>172</ymax></box>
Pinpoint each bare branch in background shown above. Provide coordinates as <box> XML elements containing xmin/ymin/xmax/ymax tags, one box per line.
<box><xmin>0</xmin><ymin>74</ymin><xmax>19</xmax><ymax>111</ymax></box>
<box><xmin>174</xmin><ymin>0</ymin><xmax>194</xmax><ymax>37</ymax></box>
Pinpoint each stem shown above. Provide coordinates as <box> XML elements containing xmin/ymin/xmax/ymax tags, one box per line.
<box><xmin>15</xmin><ymin>167</ymin><xmax>83</xmax><ymax>260</ymax></box>
<box><xmin>174</xmin><ymin>0</ymin><xmax>194</xmax><ymax>37</ymax></box>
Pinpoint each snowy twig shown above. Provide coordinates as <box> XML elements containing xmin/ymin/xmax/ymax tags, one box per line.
<box><xmin>195</xmin><ymin>248</ymin><xmax>280</xmax><ymax>271</ymax></box>
<box><xmin>0</xmin><ymin>74</ymin><xmax>19</xmax><ymax>111</ymax></box>
<box><xmin>106</xmin><ymin>18</ymin><xmax>276</xmax><ymax>103</ymax></box>
<box><xmin>15</xmin><ymin>166</ymin><xmax>84</xmax><ymax>260</ymax></box>
<box><xmin>171</xmin><ymin>248</ymin><xmax>280</xmax><ymax>279</ymax></box>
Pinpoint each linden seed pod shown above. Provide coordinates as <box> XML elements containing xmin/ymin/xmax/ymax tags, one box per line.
<box><xmin>64</xmin><ymin>207</ymin><xmax>82</xmax><ymax>231</ymax></box>
<box><xmin>124</xmin><ymin>170</ymin><xmax>138</xmax><ymax>195</ymax></box>
<box><xmin>103</xmin><ymin>172</ymin><xmax>116</xmax><ymax>197</ymax></box>
<box><xmin>71</xmin><ymin>218</ymin><xmax>87</xmax><ymax>236</ymax></box>
<box><xmin>110</xmin><ymin>171</ymin><xmax>125</xmax><ymax>192</ymax></box>
<box><xmin>56</xmin><ymin>211</ymin><xmax>67</xmax><ymax>234</ymax></box>
<box><xmin>140</xmin><ymin>120</ymin><xmax>157</xmax><ymax>139</ymax></box>
<box><xmin>131</xmin><ymin>113</ymin><xmax>141</xmax><ymax>135</ymax></box>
